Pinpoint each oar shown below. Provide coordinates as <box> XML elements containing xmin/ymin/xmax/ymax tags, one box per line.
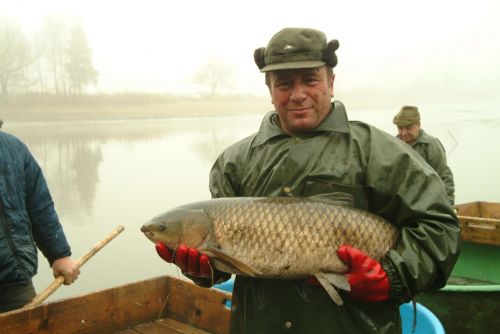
<box><xmin>23</xmin><ymin>225</ymin><xmax>125</xmax><ymax>309</ymax></box>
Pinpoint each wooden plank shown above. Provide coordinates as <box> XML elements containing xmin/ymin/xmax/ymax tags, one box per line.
<box><xmin>456</xmin><ymin>201</ymin><xmax>500</xmax><ymax>219</ymax></box>
<box><xmin>128</xmin><ymin>321</ymin><xmax>183</xmax><ymax>334</ymax></box>
<box><xmin>0</xmin><ymin>276</ymin><xmax>231</xmax><ymax>334</ymax></box>
<box><xmin>161</xmin><ymin>279</ymin><xmax>231</xmax><ymax>334</ymax></box>
<box><xmin>456</xmin><ymin>201</ymin><xmax>500</xmax><ymax>246</ymax></box>
<box><xmin>113</xmin><ymin>329</ymin><xmax>141</xmax><ymax>334</ymax></box>
<box><xmin>130</xmin><ymin>318</ymin><xmax>212</xmax><ymax>334</ymax></box>
<box><xmin>156</xmin><ymin>318</ymin><xmax>212</xmax><ymax>334</ymax></box>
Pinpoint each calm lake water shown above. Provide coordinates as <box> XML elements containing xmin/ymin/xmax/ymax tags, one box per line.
<box><xmin>5</xmin><ymin>102</ymin><xmax>500</xmax><ymax>303</ymax></box>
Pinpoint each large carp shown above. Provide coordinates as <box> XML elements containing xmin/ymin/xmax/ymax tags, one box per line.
<box><xmin>141</xmin><ymin>194</ymin><xmax>400</xmax><ymax>305</ymax></box>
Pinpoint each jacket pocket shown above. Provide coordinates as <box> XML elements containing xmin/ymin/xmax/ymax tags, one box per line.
<box><xmin>302</xmin><ymin>178</ymin><xmax>368</xmax><ymax>210</ymax></box>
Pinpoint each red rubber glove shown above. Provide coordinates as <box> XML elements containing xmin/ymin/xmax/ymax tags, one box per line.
<box><xmin>337</xmin><ymin>245</ymin><xmax>390</xmax><ymax>302</ymax></box>
<box><xmin>155</xmin><ymin>242</ymin><xmax>211</xmax><ymax>278</ymax></box>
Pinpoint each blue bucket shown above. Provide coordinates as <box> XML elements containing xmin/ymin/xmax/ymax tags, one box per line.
<box><xmin>214</xmin><ymin>279</ymin><xmax>445</xmax><ymax>334</ymax></box>
<box><xmin>214</xmin><ymin>278</ymin><xmax>235</xmax><ymax>293</ymax></box>
<box><xmin>400</xmin><ymin>301</ymin><xmax>445</xmax><ymax>334</ymax></box>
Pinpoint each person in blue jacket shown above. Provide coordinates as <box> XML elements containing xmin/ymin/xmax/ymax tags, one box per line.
<box><xmin>0</xmin><ymin>130</ymin><xmax>79</xmax><ymax>312</ymax></box>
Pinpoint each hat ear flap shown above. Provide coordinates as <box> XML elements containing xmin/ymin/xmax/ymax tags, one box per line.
<box><xmin>254</xmin><ymin>47</ymin><xmax>266</xmax><ymax>70</ymax></box>
<box><xmin>323</xmin><ymin>39</ymin><xmax>339</xmax><ymax>68</ymax></box>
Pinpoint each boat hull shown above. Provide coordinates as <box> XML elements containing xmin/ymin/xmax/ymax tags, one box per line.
<box><xmin>418</xmin><ymin>288</ymin><xmax>500</xmax><ymax>333</ymax></box>
<box><xmin>418</xmin><ymin>201</ymin><xmax>500</xmax><ymax>333</ymax></box>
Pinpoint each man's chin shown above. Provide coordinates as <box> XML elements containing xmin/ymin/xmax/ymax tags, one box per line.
<box><xmin>289</xmin><ymin>121</ymin><xmax>316</xmax><ymax>134</ymax></box>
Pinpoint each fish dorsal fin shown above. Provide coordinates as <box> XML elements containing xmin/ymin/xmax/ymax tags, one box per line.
<box><xmin>205</xmin><ymin>246</ymin><xmax>263</xmax><ymax>277</ymax></box>
<box><xmin>308</xmin><ymin>192</ymin><xmax>354</xmax><ymax>207</ymax></box>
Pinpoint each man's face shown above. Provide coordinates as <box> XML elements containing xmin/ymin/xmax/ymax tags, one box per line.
<box><xmin>268</xmin><ymin>66</ymin><xmax>334</xmax><ymax>136</ymax></box>
<box><xmin>397</xmin><ymin>123</ymin><xmax>421</xmax><ymax>144</ymax></box>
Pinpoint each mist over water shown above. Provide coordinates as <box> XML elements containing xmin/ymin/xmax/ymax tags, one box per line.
<box><xmin>5</xmin><ymin>103</ymin><xmax>500</xmax><ymax>302</ymax></box>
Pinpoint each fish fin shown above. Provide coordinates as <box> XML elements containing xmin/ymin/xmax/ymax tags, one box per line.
<box><xmin>308</xmin><ymin>192</ymin><xmax>354</xmax><ymax>207</ymax></box>
<box><xmin>321</xmin><ymin>272</ymin><xmax>351</xmax><ymax>291</ymax></box>
<box><xmin>314</xmin><ymin>272</ymin><xmax>344</xmax><ymax>305</ymax></box>
<box><xmin>206</xmin><ymin>246</ymin><xmax>263</xmax><ymax>277</ymax></box>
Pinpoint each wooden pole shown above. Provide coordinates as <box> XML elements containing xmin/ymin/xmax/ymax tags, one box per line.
<box><xmin>23</xmin><ymin>225</ymin><xmax>125</xmax><ymax>309</ymax></box>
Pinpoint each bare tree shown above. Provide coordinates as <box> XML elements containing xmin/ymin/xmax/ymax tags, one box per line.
<box><xmin>66</xmin><ymin>24</ymin><xmax>98</xmax><ymax>95</ymax></box>
<box><xmin>192</xmin><ymin>58</ymin><xmax>234</xmax><ymax>97</ymax></box>
<box><xmin>38</xmin><ymin>14</ymin><xmax>72</xmax><ymax>95</ymax></box>
<box><xmin>0</xmin><ymin>14</ymin><xmax>31</xmax><ymax>102</ymax></box>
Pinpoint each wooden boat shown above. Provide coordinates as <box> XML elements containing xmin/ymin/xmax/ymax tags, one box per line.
<box><xmin>0</xmin><ymin>275</ymin><xmax>232</xmax><ymax>334</ymax></box>
<box><xmin>418</xmin><ymin>201</ymin><xmax>500</xmax><ymax>334</ymax></box>
<box><xmin>0</xmin><ymin>275</ymin><xmax>445</xmax><ymax>334</ymax></box>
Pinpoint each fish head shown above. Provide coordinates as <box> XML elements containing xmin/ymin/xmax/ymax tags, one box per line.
<box><xmin>141</xmin><ymin>207</ymin><xmax>213</xmax><ymax>249</ymax></box>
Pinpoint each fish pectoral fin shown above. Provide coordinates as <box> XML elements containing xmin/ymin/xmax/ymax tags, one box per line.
<box><xmin>314</xmin><ymin>272</ymin><xmax>346</xmax><ymax>306</ymax></box>
<box><xmin>206</xmin><ymin>246</ymin><xmax>263</xmax><ymax>277</ymax></box>
<box><xmin>321</xmin><ymin>272</ymin><xmax>350</xmax><ymax>291</ymax></box>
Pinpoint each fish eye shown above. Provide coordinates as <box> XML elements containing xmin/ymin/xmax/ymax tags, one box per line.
<box><xmin>159</xmin><ymin>225</ymin><xmax>166</xmax><ymax>232</ymax></box>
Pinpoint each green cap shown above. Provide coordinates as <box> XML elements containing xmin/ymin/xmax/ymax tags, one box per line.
<box><xmin>393</xmin><ymin>106</ymin><xmax>421</xmax><ymax>127</ymax></box>
<box><xmin>254</xmin><ymin>27</ymin><xmax>339</xmax><ymax>72</ymax></box>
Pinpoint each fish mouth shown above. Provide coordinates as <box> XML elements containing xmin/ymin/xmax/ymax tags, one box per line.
<box><xmin>141</xmin><ymin>226</ymin><xmax>157</xmax><ymax>243</ymax></box>
<box><xmin>144</xmin><ymin>232</ymin><xmax>156</xmax><ymax>243</ymax></box>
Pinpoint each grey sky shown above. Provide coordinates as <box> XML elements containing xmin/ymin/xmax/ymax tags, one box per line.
<box><xmin>2</xmin><ymin>0</ymin><xmax>499</xmax><ymax>101</ymax></box>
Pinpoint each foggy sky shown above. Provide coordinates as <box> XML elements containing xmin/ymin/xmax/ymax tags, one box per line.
<box><xmin>2</xmin><ymin>0</ymin><xmax>500</xmax><ymax>102</ymax></box>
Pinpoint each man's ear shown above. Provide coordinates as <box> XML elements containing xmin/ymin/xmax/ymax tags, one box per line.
<box><xmin>330</xmin><ymin>74</ymin><xmax>335</xmax><ymax>97</ymax></box>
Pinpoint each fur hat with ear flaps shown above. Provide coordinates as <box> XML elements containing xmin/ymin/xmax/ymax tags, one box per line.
<box><xmin>393</xmin><ymin>106</ymin><xmax>421</xmax><ymax>127</ymax></box>
<box><xmin>254</xmin><ymin>28</ymin><xmax>339</xmax><ymax>72</ymax></box>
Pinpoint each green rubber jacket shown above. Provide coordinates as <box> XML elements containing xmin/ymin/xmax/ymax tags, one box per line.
<box><xmin>208</xmin><ymin>101</ymin><xmax>461</xmax><ymax>334</ymax></box>
<box><xmin>398</xmin><ymin>129</ymin><xmax>455</xmax><ymax>204</ymax></box>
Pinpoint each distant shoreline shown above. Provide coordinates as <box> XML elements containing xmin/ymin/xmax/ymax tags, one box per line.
<box><xmin>3</xmin><ymin>97</ymin><xmax>496</xmax><ymax>126</ymax></box>
<box><xmin>1</xmin><ymin>98</ymin><xmax>273</xmax><ymax>124</ymax></box>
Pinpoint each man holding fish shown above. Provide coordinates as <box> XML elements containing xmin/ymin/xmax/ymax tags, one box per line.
<box><xmin>147</xmin><ymin>27</ymin><xmax>461</xmax><ymax>333</ymax></box>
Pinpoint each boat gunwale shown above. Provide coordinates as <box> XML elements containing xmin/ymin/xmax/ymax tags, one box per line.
<box><xmin>441</xmin><ymin>284</ymin><xmax>500</xmax><ymax>292</ymax></box>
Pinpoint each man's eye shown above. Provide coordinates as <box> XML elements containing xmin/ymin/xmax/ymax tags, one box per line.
<box><xmin>277</xmin><ymin>80</ymin><xmax>291</xmax><ymax>87</ymax></box>
<box><xmin>305</xmin><ymin>78</ymin><xmax>319</xmax><ymax>85</ymax></box>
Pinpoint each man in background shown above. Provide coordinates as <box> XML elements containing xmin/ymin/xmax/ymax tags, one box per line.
<box><xmin>393</xmin><ymin>105</ymin><xmax>455</xmax><ymax>204</ymax></box>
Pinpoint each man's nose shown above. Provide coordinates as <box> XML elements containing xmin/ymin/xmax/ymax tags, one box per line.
<box><xmin>290</xmin><ymin>83</ymin><xmax>306</xmax><ymax>101</ymax></box>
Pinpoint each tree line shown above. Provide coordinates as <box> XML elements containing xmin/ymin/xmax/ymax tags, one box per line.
<box><xmin>0</xmin><ymin>13</ymin><xmax>98</xmax><ymax>104</ymax></box>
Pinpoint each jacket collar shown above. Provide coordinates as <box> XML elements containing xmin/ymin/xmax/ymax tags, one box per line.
<box><xmin>252</xmin><ymin>101</ymin><xmax>351</xmax><ymax>147</ymax></box>
<box><xmin>412</xmin><ymin>129</ymin><xmax>431</xmax><ymax>145</ymax></box>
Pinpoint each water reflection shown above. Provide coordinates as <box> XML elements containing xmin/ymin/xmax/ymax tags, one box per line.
<box><xmin>7</xmin><ymin>115</ymin><xmax>262</xmax><ymax>302</ymax></box>
<box><xmin>4</xmin><ymin>106</ymin><xmax>500</xmax><ymax>302</ymax></box>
